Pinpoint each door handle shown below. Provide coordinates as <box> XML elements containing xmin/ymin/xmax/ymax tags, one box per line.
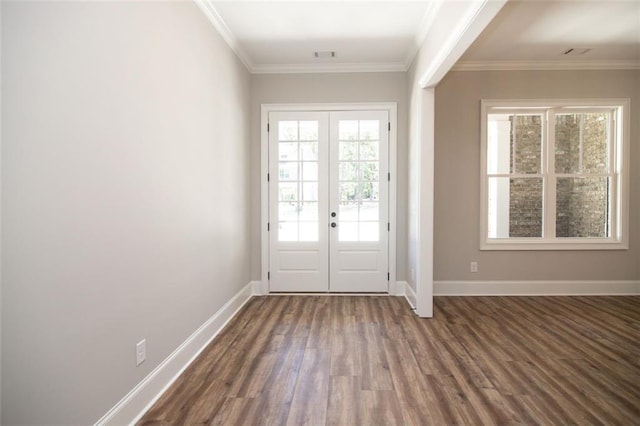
<box><xmin>331</xmin><ymin>212</ymin><xmax>336</xmax><ymax>217</ymax></box>
<box><xmin>331</xmin><ymin>222</ymin><xmax>337</xmax><ymax>228</ymax></box>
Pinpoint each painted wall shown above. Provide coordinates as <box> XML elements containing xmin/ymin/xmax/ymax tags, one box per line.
<box><xmin>434</xmin><ymin>70</ymin><xmax>640</xmax><ymax>282</ymax></box>
<box><xmin>250</xmin><ymin>72</ymin><xmax>409</xmax><ymax>282</ymax></box>
<box><xmin>1</xmin><ymin>1</ymin><xmax>251</xmax><ymax>424</ymax></box>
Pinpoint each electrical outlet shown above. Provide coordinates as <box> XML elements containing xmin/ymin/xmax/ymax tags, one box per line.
<box><xmin>470</xmin><ymin>261</ymin><xmax>479</xmax><ymax>273</ymax></box>
<box><xmin>136</xmin><ymin>339</ymin><xmax>146</xmax><ymax>366</ymax></box>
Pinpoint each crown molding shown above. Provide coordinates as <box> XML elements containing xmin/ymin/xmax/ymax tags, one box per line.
<box><xmin>404</xmin><ymin>0</ymin><xmax>444</xmax><ymax>70</ymax></box>
<box><xmin>252</xmin><ymin>62</ymin><xmax>407</xmax><ymax>75</ymax></box>
<box><xmin>193</xmin><ymin>0</ymin><xmax>254</xmax><ymax>72</ymax></box>
<box><xmin>453</xmin><ymin>59</ymin><xmax>640</xmax><ymax>71</ymax></box>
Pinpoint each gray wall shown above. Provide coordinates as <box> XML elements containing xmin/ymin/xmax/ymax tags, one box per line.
<box><xmin>250</xmin><ymin>72</ymin><xmax>408</xmax><ymax>282</ymax></box>
<box><xmin>1</xmin><ymin>1</ymin><xmax>251</xmax><ymax>424</ymax></box>
<box><xmin>434</xmin><ymin>70</ymin><xmax>639</xmax><ymax>281</ymax></box>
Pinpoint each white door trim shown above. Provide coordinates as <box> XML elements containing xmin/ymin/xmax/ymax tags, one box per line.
<box><xmin>260</xmin><ymin>103</ymin><xmax>397</xmax><ymax>294</ymax></box>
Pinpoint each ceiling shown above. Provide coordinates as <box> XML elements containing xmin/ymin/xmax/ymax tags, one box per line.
<box><xmin>204</xmin><ymin>0</ymin><xmax>640</xmax><ymax>73</ymax></box>
<box><xmin>458</xmin><ymin>0</ymin><xmax>640</xmax><ymax>69</ymax></box>
<box><xmin>209</xmin><ymin>0</ymin><xmax>434</xmax><ymax>72</ymax></box>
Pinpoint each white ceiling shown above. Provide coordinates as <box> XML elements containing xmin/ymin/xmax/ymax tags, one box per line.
<box><xmin>458</xmin><ymin>0</ymin><xmax>640</xmax><ymax>68</ymax></box>
<box><xmin>208</xmin><ymin>0</ymin><xmax>434</xmax><ymax>72</ymax></box>
<box><xmin>203</xmin><ymin>0</ymin><xmax>640</xmax><ymax>73</ymax></box>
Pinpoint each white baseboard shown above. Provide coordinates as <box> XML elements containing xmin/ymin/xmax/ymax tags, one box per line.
<box><xmin>404</xmin><ymin>281</ymin><xmax>417</xmax><ymax>308</ymax></box>
<box><xmin>95</xmin><ymin>282</ymin><xmax>253</xmax><ymax>426</ymax></box>
<box><xmin>250</xmin><ymin>280</ymin><xmax>263</xmax><ymax>295</ymax></box>
<box><xmin>434</xmin><ymin>280</ymin><xmax>640</xmax><ymax>296</ymax></box>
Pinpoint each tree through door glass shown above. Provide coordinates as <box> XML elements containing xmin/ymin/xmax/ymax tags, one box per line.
<box><xmin>277</xmin><ymin>120</ymin><xmax>319</xmax><ymax>241</ymax></box>
<box><xmin>338</xmin><ymin>120</ymin><xmax>380</xmax><ymax>241</ymax></box>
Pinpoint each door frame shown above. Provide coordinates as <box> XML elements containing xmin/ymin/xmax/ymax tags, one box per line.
<box><xmin>260</xmin><ymin>103</ymin><xmax>398</xmax><ymax>295</ymax></box>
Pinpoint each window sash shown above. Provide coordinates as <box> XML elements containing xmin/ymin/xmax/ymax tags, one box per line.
<box><xmin>481</xmin><ymin>100</ymin><xmax>627</xmax><ymax>250</ymax></box>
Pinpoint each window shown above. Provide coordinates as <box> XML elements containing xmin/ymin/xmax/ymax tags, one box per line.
<box><xmin>480</xmin><ymin>99</ymin><xmax>629</xmax><ymax>250</ymax></box>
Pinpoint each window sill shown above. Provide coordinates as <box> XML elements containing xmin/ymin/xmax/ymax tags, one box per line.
<box><xmin>480</xmin><ymin>238</ymin><xmax>628</xmax><ymax>251</ymax></box>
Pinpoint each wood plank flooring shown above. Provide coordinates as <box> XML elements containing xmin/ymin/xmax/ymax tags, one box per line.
<box><xmin>138</xmin><ymin>296</ymin><xmax>640</xmax><ymax>425</ymax></box>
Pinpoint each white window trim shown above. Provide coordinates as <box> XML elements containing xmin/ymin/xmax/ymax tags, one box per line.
<box><xmin>480</xmin><ymin>98</ymin><xmax>630</xmax><ymax>251</ymax></box>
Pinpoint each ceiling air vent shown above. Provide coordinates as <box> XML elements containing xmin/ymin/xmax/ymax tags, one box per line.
<box><xmin>562</xmin><ymin>48</ymin><xmax>592</xmax><ymax>56</ymax></box>
<box><xmin>313</xmin><ymin>51</ymin><xmax>336</xmax><ymax>59</ymax></box>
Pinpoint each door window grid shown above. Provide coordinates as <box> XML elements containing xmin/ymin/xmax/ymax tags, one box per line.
<box><xmin>338</xmin><ymin>120</ymin><xmax>381</xmax><ymax>242</ymax></box>
<box><xmin>277</xmin><ymin>121</ymin><xmax>319</xmax><ymax>242</ymax></box>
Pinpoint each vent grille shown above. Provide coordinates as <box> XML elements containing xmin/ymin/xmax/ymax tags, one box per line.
<box><xmin>314</xmin><ymin>51</ymin><xmax>336</xmax><ymax>59</ymax></box>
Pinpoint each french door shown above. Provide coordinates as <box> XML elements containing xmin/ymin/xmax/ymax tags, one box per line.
<box><xmin>268</xmin><ymin>110</ymin><xmax>389</xmax><ymax>292</ymax></box>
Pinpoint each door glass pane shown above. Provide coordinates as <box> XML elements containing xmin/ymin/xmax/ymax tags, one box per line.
<box><xmin>339</xmin><ymin>142</ymin><xmax>358</xmax><ymax>160</ymax></box>
<box><xmin>279</xmin><ymin>202</ymin><xmax>298</xmax><ymax>221</ymax></box>
<box><xmin>279</xmin><ymin>183</ymin><xmax>297</xmax><ymax>202</ymax></box>
<box><xmin>302</xmin><ymin>182</ymin><xmax>318</xmax><ymax>201</ymax></box>
<box><xmin>360</xmin><ymin>141</ymin><xmax>378</xmax><ymax>160</ymax></box>
<box><xmin>339</xmin><ymin>162</ymin><xmax>359</xmax><ymax>181</ymax></box>
<box><xmin>279</xmin><ymin>121</ymin><xmax>298</xmax><ymax>141</ymax></box>
<box><xmin>300</xmin><ymin>142</ymin><xmax>318</xmax><ymax>161</ymax></box>
<box><xmin>339</xmin><ymin>202</ymin><xmax>358</xmax><ymax>221</ymax></box>
<box><xmin>276</xmin><ymin>120</ymin><xmax>320</xmax><ymax>243</ymax></box>
<box><xmin>279</xmin><ymin>222</ymin><xmax>298</xmax><ymax>241</ymax></box>
<box><xmin>360</xmin><ymin>202</ymin><xmax>379</xmax><ymax>221</ymax></box>
<box><xmin>279</xmin><ymin>162</ymin><xmax>298</xmax><ymax>181</ymax></box>
<box><xmin>279</xmin><ymin>142</ymin><xmax>298</xmax><ymax>161</ymax></box>
<box><xmin>556</xmin><ymin>177</ymin><xmax>609</xmax><ymax>238</ymax></box>
<box><xmin>302</xmin><ymin>162</ymin><xmax>318</xmax><ymax>181</ymax></box>
<box><xmin>339</xmin><ymin>120</ymin><xmax>358</xmax><ymax>140</ymax></box>
<box><xmin>339</xmin><ymin>182</ymin><xmax>359</xmax><ymax>202</ymax></box>
<box><xmin>359</xmin><ymin>120</ymin><xmax>379</xmax><ymax>140</ymax></box>
<box><xmin>299</xmin><ymin>202</ymin><xmax>318</xmax><ymax>221</ymax></box>
<box><xmin>299</xmin><ymin>121</ymin><xmax>318</xmax><ymax>141</ymax></box>
<box><xmin>362</xmin><ymin>162</ymin><xmax>379</xmax><ymax>181</ymax></box>
<box><xmin>362</xmin><ymin>182</ymin><xmax>379</xmax><ymax>202</ymax></box>
<box><xmin>336</xmin><ymin>119</ymin><xmax>384</xmax><ymax>242</ymax></box>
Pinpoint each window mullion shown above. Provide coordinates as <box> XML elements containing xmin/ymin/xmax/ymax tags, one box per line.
<box><xmin>544</xmin><ymin>110</ymin><xmax>556</xmax><ymax>240</ymax></box>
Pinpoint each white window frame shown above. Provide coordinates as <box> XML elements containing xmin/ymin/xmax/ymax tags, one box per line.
<box><xmin>480</xmin><ymin>99</ymin><xmax>630</xmax><ymax>251</ymax></box>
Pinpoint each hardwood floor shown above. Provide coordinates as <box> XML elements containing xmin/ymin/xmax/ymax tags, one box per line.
<box><xmin>138</xmin><ymin>296</ymin><xmax>640</xmax><ymax>425</ymax></box>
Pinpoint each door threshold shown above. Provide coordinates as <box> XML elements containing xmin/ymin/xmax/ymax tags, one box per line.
<box><xmin>267</xmin><ymin>292</ymin><xmax>389</xmax><ymax>296</ymax></box>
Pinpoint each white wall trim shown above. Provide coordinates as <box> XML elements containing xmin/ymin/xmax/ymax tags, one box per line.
<box><xmin>453</xmin><ymin>60</ymin><xmax>640</xmax><ymax>72</ymax></box>
<box><xmin>405</xmin><ymin>282</ymin><xmax>417</xmax><ymax>309</ymax></box>
<box><xmin>404</xmin><ymin>0</ymin><xmax>444</xmax><ymax>69</ymax></box>
<box><xmin>252</xmin><ymin>62</ymin><xmax>406</xmax><ymax>74</ymax></box>
<box><xmin>95</xmin><ymin>282</ymin><xmax>253</xmax><ymax>426</ymax></box>
<box><xmin>434</xmin><ymin>280</ymin><xmax>640</xmax><ymax>296</ymax></box>
<box><xmin>418</xmin><ymin>0</ymin><xmax>508</xmax><ymax>88</ymax></box>
<box><xmin>193</xmin><ymin>0</ymin><xmax>254</xmax><ymax>72</ymax></box>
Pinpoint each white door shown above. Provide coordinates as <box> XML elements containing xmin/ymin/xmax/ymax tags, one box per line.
<box><xmin>269</xmin><ymin>110</ymin><xmax>389</xmax><ymax>292</ymax></box>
